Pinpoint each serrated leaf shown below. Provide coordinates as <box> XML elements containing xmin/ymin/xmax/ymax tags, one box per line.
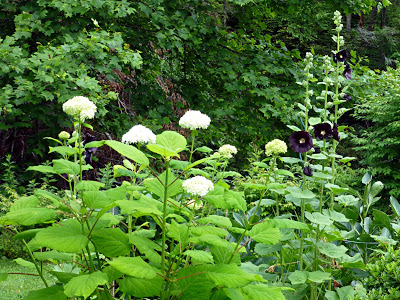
<box><xmin>118</xmin><ymin>275</ymin><xmax>162</xmax><ymax>297</ymax></box>
<box><xmin>308</xmin><ymin>271</ymin><xmax>331</xmax><ymax>283</ymax></box>
<box><xmin>167</xmin><ymin>220</ymin><xmax>189</xmax><ymax>247</ymax></box>
<box><xmin>317</xmin><ymin>242</ymin><xmax>348</xmax><ymax>259</ymax></box>
<box><xmin>91</xmin><ymin>228</ymin><xmax>130</xmax><ymax>257</ymax></box>
<box><xmin>82</xmin><ymin>191</ymin><xmax>113</xmax><ymax>209</ymax></box>
<box><xmin>23</xmin><ymin>285</ymin><xmax>66</xmax><ymax>300</ymax></box>
<box><xmin>242</xmin><ymin>285</ymin><xmax>288</xmax><ymax>300</ymax></box>
<box><xmin>288</xmin><ymin>270</ymin><xmax>308</xmax><ymax>284</ymax></box>
<box><xmin>75</xmin><ymin>180</ymin><xmax>105</xmax><ymax>191</ymax></box>
<box><xmin>10</xmin><ymin>195</ymin><xmax>38</xmax><ymax>211</ymax></box>
<box><xmin>206</xmin><ymin>264</ymin><xmax>259</xmax><ymax>288</ymax></box>
<box><xmin>143</xmin><ymin>170</ymin><xmax>182</xmax><ymax>198</ymax></box>
<box><xmin>177</xmin><ymin>265</ymin><xmax>214</xmax><ymax>300</ymax></box>
<box><xmin>52</xmin><ymin>159</ymin><xmax>88</xmax><ymax>175</ymax></box>
<box><xmin>156</xmin><ymin>131</ymin><xmax>187</xmax><ymax>153</ymax></box>
<box><xmin>248</xmin><ymin>222</ymin><xmax>281</xmax><ymax>245</ymax></box>
<box><xmin>197</xmin><ymin>215</ymin><xmax>232</xmax><ymax>228</ymax></box>
<box><xmin>64</xmin><ymin>271</ymin><xmax>108</xmax><ymax>299</ymax></box>
<box><xmin>184</xmin><ymin>250</ymin><xmax>214</xmax><ymax>264</ymax></box>
<box><xmin>34</xmin><ymin>219</ymin><xmax>88</xmax><ymax>253</ymax></box>
<box><xmin>26</xmin><ymin>165</ymin><xmax>55</xmax><ymax>174</ymax></box>
<box><xmin>322</xmin><ymin>209</ymin><xmax>349</xmax><ymax>222</ymax></box>
<box><xmin>129</xmin><ymin>232</ymin><xmax>161</xmax><ymax>264</ymax></box>
<box><xmin>337</xmin><ymin>285</ymin><xmax>356</xmax><ymax>300</ymax></box>
<box><xmin>108</xmin><ymin>257</ymin><xmax>156</xmax><ymax>279</ymax></box>
<box><xmin>190</xmin><ymin>226</ymin><xmax>228</xmax><ymax>237</ymax></box>
<box><xmin>286</xmin><ymin>187</ymin><xmax>315</xmax><ymax>199</ymax></box>
<box><xmin>49</xmin><ymin>146</ymin><xmax>78</xmax><ymax>156</ymax></box>
<box><xmin>115</xmin><ymin>199</ymin><xmax>162</xmax><ymax>216</ymax></box>
<box><xmin>0</xmin><ymin>208</ymin><xmax>57</xmax><ymax>226</ymax></box>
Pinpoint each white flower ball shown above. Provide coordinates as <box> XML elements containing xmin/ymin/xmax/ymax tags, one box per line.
<box><xmin>122</xmin><ymin>125</ymin><xmax>156</xmax><ymax>144</ymax></box>
<box><xmin>265</xmin><ymin>139</ymin><xmax>287</xmax><ymax>156</ymax></box>
<box><xmin>62</xmin><ymin>96</ymin><xmax>97</xmax><ymax>121</ymax></box>
<box><xmin>182</xmin><ymin>176</ymin><xmax>214</xmax><ymax>197</ymax></box>
<box><xmin>218</xmin><ymin>144</ymin><xmax>237</xmax><ymax>158</ymax></box>
<box><xmin>179</xmin><ymin>110</ymin><xmax>211</xmax><ymax>130</ymax></box>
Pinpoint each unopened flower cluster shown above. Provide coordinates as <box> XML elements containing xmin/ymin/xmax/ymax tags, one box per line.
<box><xmin>63</xmin><ymin>96</ymin><xmax>97</xmax><ymax>121</ymax></box>
<box><xmin>122</xmin><ymin>125</ymin><xmax>156</xmax><ymax>144</ymax></box>
<box><xmin>218</xmin><ymin>144</ymin><xmax>237</xmax><ymax>158</ymax></box>
<box><xmin>179</xmin><ymin>110</ymin><xmax>211</xmax><ymax>130</ymax></box>
<box><xmin>265</xmin><ymin>139</ymin><xmax>287</xmax><ymax>156</ymax></box>
<box><xmin>58</xmin><ymin>131</ymin><xmax>70</xmax><ymax>140</ymax></box>
<box><xmin>182</xmin><ymin>176</ymin><xmax>214</xmax><ymax>197</ymax></box>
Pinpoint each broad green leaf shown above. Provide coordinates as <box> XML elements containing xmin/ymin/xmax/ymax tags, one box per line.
<box><xmin>118</xmin><ymin>275</ymin><xmax>162</xmax><ymax>297</ymax></box>
<box><xmin>390</xmin><ymin>196</ymin><xmax>400</xmax><ymax>218</ymax></box>
<box><xmin>85</xmin><ymin>141</ymin><xmax>105</xmax><ymax>148</ymax></box>
<box><xmin>337</xmin><ymin>253</ymin><xmax>365</xmax><ymax>269</ymax></box>
<box><xmin>224</xmin><ymin>190</ymin><xmax>246</xmax><ymax>211</ymax></box>
<box><xmin>26</xmin><ymin>165</ymin><xmax>55</xmax><ymax>174</ymax></box>
<box><xmin>114</xmin><ymin>165</ymin><xmax>135</xmax><ymax>178</ymax></box>
<box><xmin>147</xmin><ymin>143</ymin><xmax>180</xmax><ymax>158</ymax></box>
<box><xmin>210</xmin><ymin>244</ymin><xmax>241</xmax><ymax>265</ymax></box>
<box><xmin>197</xmin><ymin>215</ymin><xmax>232</xmax><ymax>228</ymax></box>
<box><xmin>49</xmin><ymin>146</ymin><xmax>78</xmax><ymax>156</ymax></box>
<box><xmin>248</xmin><ymin>222</ymin><xmax>281</xmax><ymax>245</ymax></box>
<box><xmin>83</xmin><ymin>191</ymin><xmax>113</xmax><ymax>209</ymax></box>
<box><xmin>362</xmin><ymin>171</ymin><xmax>372</xmax><ymax>185</ymax></box>
<box><xmin>108</xmin><ymin>257</ymin><xmax>156</xmax><ymax>279</ymax></box>
<box><xmin>10</xmin><ymin>195</ymin><xmax>38</xmax><ymax>211</ymax></box>
<box><xmin>105</xmin><ymin>140</ymin><xmax>149</xmax><ymax>166</ymax></box>
<box><xmin>102</xmin><ymin>266</ymin><xmax>124</xmax><ymax>282</ymax></box>
<box><xmin>309</xmin><ymin>153</ymin><xmax>327</xmax><ymax>160</ymax></box>
<box><xmin>288</xmin><ymin>270</ymin><xmax>308</xmax><ymax>284</ymax></box>
<box><xmin>286</xmin><ymin>187</ymin><xmax>315</xmax><ymax>199</ymax></box>
<box><xmin>204</xmin><ymin>185</ymin><xmax>226</xmax><ymax>209</ymax></box>
<box><xmin>13</xmin><ymin>229</ymin><xmax>41</xmax><ymax>240</ymax></box>
<box><xmin>339</xmin><ymin>157</ymin><xmax>356</xmax><ymax>163</ymax></box>
<box><xmin>313</xmin><ymin>172</ymin><xmax>333</xmax><ymax>180</ymax></box>
<box><xmin>13</xmin><ymin>258</ymin><xmax>35</xmax><ymax>269</ymax></box>
<box><xmin>91</xmin><ymin>228</ymin><xmax>131</xmax><ymax>257</ymax></box>
<box><xmin>34</xmin><ymin>190</ymin><xmax>68</xmax><ymax>210</ymax></box>
<box><xmin>322</xmin><ymin>209</ymin><xmax>349</xmax><ymax>222</ymax></box>
<box><xmin>325</xmin><ymin>183</ymin><xmax>349</xmax><ymax>194</ymax></box>
<box><xmin>244</xmin><ymin>183</ymin><xmax>268</xmax><ymax>190</ymax></box>
<box><xmin>287</xmin><ymin>125</ymin><xmax>302</xmax><ymax>131</ymax></box>
<box><xmin>185</xmin><ymin>156</ymin><xmax>215</xmax><ymax>171</ymax></box>
<box><xmin>115</xmin><ymin>199</ymin><xmax>162</xmax><ymax>216</ymax></box>
<box><xmin>337</xmin><ymin>285</ymin><xmax>356</xmax><ymax>300</ymax></box>
<box><xmin>143</xmin><ymin>170</ymin><xmax>182</xmax><ymax>198</ymax></box>
<box><xmin>308</xmin><ymin>117</ymin><xmax>321</xmax><ymax>126</ymax></box>
<box><xmin>274</xmin><ymin>169</ymin><xmax>294</xmax><ymax>178</ymax></box>
<box><xmin>49</xmin><ymin>271</ymin><xmax>79</xmax><ymax>284</ymax></box>
<box><xmin>75</xmin><ymin>180</ymin><xmax>105</xmax><ymax>191</ymax></box>
<box><xmin>308</xmin><ymin>271</ymin><xmax>331</xmax><ymax>283</ymax></box>
<box><xmin>129</xmin><ymin>233</ymin><xmax>162</xmax><ymax>264</ymax></box>
<box><xmin>156</xmin><ymin>131</ymin><xmax>187</xmax><ymax>153</ymax></box>
<box><xmin>0</xmin><ymin>208</ymin><xmax>57</xmax><ymax>226</ymax></box>
<box><xmin>317</xmin><ymin>242</ymin><xmax>348</xmax><ymax>259</ymax></box>
<box><xmin>325</xmin><ymin>290</ymin><xmax>340</xmax><ymax>300</ymax></box>
<box><xmin>267</xmin><ymin>219</ymin><xmax>309</xmax><ymax>230</ymax></box>
<box><xmin>215</xmin><ymin>288</ymin><xmax>245</xmax><ymax>300</ymax></box>
<box><xmin>254</xmin><ymin>243</ymin><xmax>282</xmax><ymax>256</ymax></box>
<box><xmin>64</xmin><ymin>271</ymin><xmax>108</xmax><ymax>299</ymax></box>
<box><xmin>373</xmin><ymin>209</ymin><xmax>393</xmax><ymax>233</ymax></box>
<box><xmin>335</xmin><ymin>195</ymin><xmax>359</xmax><ymax>207</ymax></box>
<box><xmin>52</xmin><ymin>159</ymin><xmax>88</xmax><ymax>175</ymax></box>
<box><xmin>177</xmin><ymin>265</ymin><xmax>214</xmax><ymax>300</ymax></box>
<box><xmin>170</xmin><ymin>159</ymin><xmax>190</xmax><ymax>170</ymax></box>
<box><xmin>23</xmin><ymin>285</ymin><xmax>66</xmax><ymax>300</ymax></box>
<box><xmin>241</xmin><ymin>284</ymin><xmax>288</xmax><ymax>300</ymax></box>
<box><xmin>34</xmin><ymin>219</ymin><xmax>89</xmax><ymax>253</ymax></box>
<box><xmin>198</xmin><ymin>234</ymin><xmax>232</xmax><ymax>248</ymax></box>
<box><xmin>33</xmin><ymin>250</ymin><xmax>73</xmax><ymax>262</ymax></box>
<box><xmin>167</xmin><ymin>220</ymin><xmax>189</xmax><ymax>247</ymax></box>
<box><xmin>184</xmin><ymin>250</ymin><xmax>214</xmax><ymax>264</ymax></box>
<box><xmin>206</xmin><ymin>264</ymin><xmax>259</xmax><ymax>288</ymax></box>
<box><xmin>370</xmin><ymin>181</ymin><xmax>384</xmax><ymax>198</ymax></box>
<box><xmin>191</xmin><ymin>226</ymin><xmax>229</xmax><ymax>237</ymax></box>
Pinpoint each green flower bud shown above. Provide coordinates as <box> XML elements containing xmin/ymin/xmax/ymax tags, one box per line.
<box><xmin>58</xmin><ymin>131</ymin><xmax>70</xmax><ymax>140</ymax></box>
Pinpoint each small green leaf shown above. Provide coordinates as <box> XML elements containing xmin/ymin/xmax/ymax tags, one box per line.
<box><xmin>248</xmin><ymin>222</ymin><xmax>281</xmax><ymax>245</ymax></box>
<box><xmin>287</xmin><ymin>125</ymin><xmax>302</xmax><ymax>131</ymax></box>
<box><xmin>390</xmin><ymin>196</ymin><xmax>400</xmax><ymax>218</ymax></box>
<box><xmin>362</xmin><ymin>171</ymin><xmax>372</xmax><ymax>185</ymax></box>
<box><xmin>13</xmin><ymin>258</ymin><xmax>36</xmax><ymax>269</ymax></box>
<box><xmin>23</xmin><ymin>285</ymin><xmax>66</xmax><ymax>300</ymax></box>
<box><xmin>75</xmin><ymin>180</ymin><xmax>105</xmax><ymax>191</ymax></box>
<box><xmin>49</xmin><ymin>146</ymin><xmax>78</xmax><ymax>156</ymax></box>
<box><xmin>184</xmin><ymin>250</ymin><xmax>214</xmax><ymax>264</ymax></box>
<box><xmin>308</xmin><ymin>117</ymin><xmax>321</xmax><ymax>126</ymax></box>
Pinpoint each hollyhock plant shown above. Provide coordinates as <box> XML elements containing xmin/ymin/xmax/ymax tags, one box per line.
<box><xmin>333</xmin><ymin>49</ymin><xmax>348</xmax><ymax>63</ymax></box>
<box><xmin>314</xmin><ymin>123</ymin><xmax>332</xmax><ymax>140</ymax></box>
<box><xmin>343</xmin><ymin>64</ymin><xmax>351</xmax><ymax>80</ymax></box>
<box><xmin>343</xmin><ymin>94</ymin><xmax>351</xmax><ymax>101</ymax></box>
<box><xmin>303</xmin><ymin>166</ymin><xmax>313</xmax><ymax>177</ymax></box>
<box><xmin>179</xmin><ymin>110</ymin><xmax>211</xmax><ymax>130</ymax></box>
<box><xmin>289</xmin><ymin>131</ymin><xmax>313</xmax><ymax>153</ymax></box>
<box><xmin>122</xmin><ymin>125</ymin><xmax>156</xmax><ymax>144</ymax></box>
<box><xmin>333</xmin><ymin>123</ymin><xmax>340</xmax><ymax>142</ymax></box>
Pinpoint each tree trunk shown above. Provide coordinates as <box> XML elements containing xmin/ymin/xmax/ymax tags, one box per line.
<box><xmin>381</xmin><ymin>7</ymin><xmax>387</xmax><ymax>28</ymax></box>
<box><xmin>368</xmin><ymin>6</ymin><xmax>378</xmax><ymax>31</ymax></box>
<box><xmin>360</xmin><ymin>11</ymin><xmax>364</xmax><ymax>28</ymax></box>
<box><xmin>346</xmin><ymin>14</ymin><xmax>352</xmax><ymax>31</ymax></box>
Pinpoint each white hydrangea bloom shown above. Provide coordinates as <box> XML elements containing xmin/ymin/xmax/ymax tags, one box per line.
<box><xmin>265</xmin><ymin>139</ymin><xmax>287</xmax><ymax>156</ymax></box>
<box><xmin>182</xmin><ymin>176</ymin><xmax>214</xmax><ymax>197</ymax></box>
<box><xmin>218</xmin><ymin>144</ymin><xmax>237</xmax><ymax>158</ymax></box>
<box><xmin>122</xmin><ymin>125</ymin><xmax>156</xmax><ymax>144</ymax></box>
<box><xmin>179</xmin><ymin>110</ymin><xmax>211</xmax><ymax>130</ymax></box>
<box><xmin>62</xmin><ymin>96</ymin><xmax>97</xmax><ymax>121</ymax></box>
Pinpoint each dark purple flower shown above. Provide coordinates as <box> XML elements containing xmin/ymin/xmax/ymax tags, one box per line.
<box><xmin>344</xmin><ymin>94</ymin><xmax>351</xmax><ymax>101</ymax></box>
<box><xmin>84</xmin><ymin>133</ymin><xmax>97</xmax><ymax>165</ymax></box>
<box><xmin>333</xmin><ymin>49</ymin><xmax>348</xmax><ymax>63</ymax></box>
<box><xmin>303</xmin><ymin>166</ymin><xmax>313</xmax><ymax>177</ymax></box>
<box><xmin>343</xmin><ymin>64</ymin><xmax>351</xmax><ymax>80</ymax></box>
<box><xmin>314</xmin><ymin>123</ymin><xmax>332</xmax><ymax>140</ymax></box>
<box><xmin>289</xmin><ymin>131</ymin><xmax>313</xmax><ymax>153</ymax></box>
<box><xmin>313</xmin><ymin>147</ymin><xmax>321</xmax><ymax>154</ymax></box>
<box><xmin>333</xmin><ymin>123</ymin><xmax>340</xmax><ymax>142</ymax></box>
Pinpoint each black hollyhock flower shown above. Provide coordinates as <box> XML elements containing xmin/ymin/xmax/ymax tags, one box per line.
<box><xmin>333</xmin><ymin>123</ymin><xmax>340</xmax><ymax>142</ymax></box>
<box><xmin>84</xmin><ymin>133</ymin><xmax>97</xmax><ymax>165</ymax></box>
<box><xmin>343</xmin><ymin>64</ymin><xmax>351</xmax><ymax>80</ymax></box>
<box><xmin>333</xmin><ymin>49</ymin><xmax>348</xmax><ymax>63</ymax></box>
<box><xmin>313</xmin><ymin>147</ymin><xmax>321</xmax><ymax>154</ymax></box>
<box><xmin>344</xmin><ymin>94</ymin><xmax>351</xmax><ymax>101</ymax></box>
<box><xmin>289</xmin><ymin>131</ymin><xmax>313</xmax><ymax>153</ymax></box>
<box><xmin>314</xmin><ymin>123</ymin><xmax>332</xmax><ymax>140</ymax></box>
<box><xmin>303</xmin><ymin>166</ymin><xmax>313</xmax><ymax>177</ymax></box>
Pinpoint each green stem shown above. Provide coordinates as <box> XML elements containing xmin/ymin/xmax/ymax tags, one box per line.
<box><xmin>22</xmin><ymin>239</ymin><xmax>49</xmax><ymax>287</ymax></box>
<box><xmin>299</xmin><ymin>197</ymin><xmax>306</xmax><ymax>271</ymax></box>
<box><xmin>161</xmin><ymin>160</ymin><xmax>170</xmax><ymax>300</ymax></box>
<box><xmin>188</xmin><ymin>130</ymin><xmax>196</xmax><ymax>164</ymax></box>
<box><xmin>78</xmin><ymin>119</ymin><xmax>83</xmax><ymax>181</ymax></box>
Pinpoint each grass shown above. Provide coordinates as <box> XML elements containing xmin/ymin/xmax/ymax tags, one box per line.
<box><xmin>0</xmin><ymin>259</ymin><xmax>55</xmax><ymax>300</ymax></box>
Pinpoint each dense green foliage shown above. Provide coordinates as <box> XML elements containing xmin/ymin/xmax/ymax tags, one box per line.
<box><xmin>353</xmin><ymin>67</ymin><xmax>400</xmax><ymax>197</ymax></box>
